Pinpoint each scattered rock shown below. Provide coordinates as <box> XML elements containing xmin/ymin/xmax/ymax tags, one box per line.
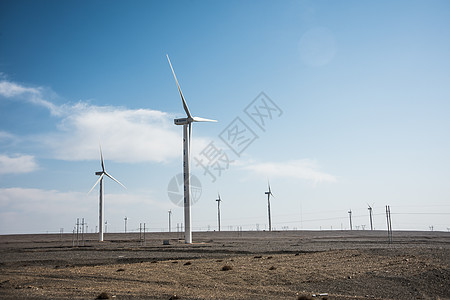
<box><xmin>221</xmin><ymin>265</ymin><xmax>233</xmax><ymax>271</ymax></box>
<box><xmin>96</xmin><ymin>292</ymin><xmax>111</xmax><ymax>299</ymax></box>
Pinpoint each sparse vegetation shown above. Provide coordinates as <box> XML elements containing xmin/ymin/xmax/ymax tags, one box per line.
<box><xmin>221</xmin><ymin>265</ymin><xmax>232</xmax><ymax>271</ymax></box>
<box><xmin>0</xmin><ymin>231</ymin><xmax>448</xmax><ymax>299</ymax></box>
<box><xmin>96</xmin><ymin>292</ymin><xmax>111</xmax><ymax>299</ymax></box>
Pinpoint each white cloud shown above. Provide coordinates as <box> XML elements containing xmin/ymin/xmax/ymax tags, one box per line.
<box><xmin>0</xmin><ymin>131</ymin><xmax>16</xmax><ymax>142</ymax></box>
<box><xmin>0</xmin><ymin>154</ymin><xmax>38</xmax><ymax>174</ymax></box>
<box><xmin>242</xmin><ymin>159</ymin><xmax>337</xmax><ymax>184</ymax></box>
<box><xmin>41</xmin><ymin>104</ymin><xmax>181</xmax><ymax>163</ymax></box>
<box><xmin>0</xmin><ymin>80</ymin><xmax>62</xmax><ymax>116</ymax></box>
<box><xmin>0</xmin><ymin>79</ymin><xmax>211</xmax><ymax>163</ymax></box>
<box><xmin>0</xmin><ymin>187</ymin><xmax>167</xmax><ymax>234</ymax></box>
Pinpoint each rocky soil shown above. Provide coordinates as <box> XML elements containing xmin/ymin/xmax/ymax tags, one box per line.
<box><xmin>0</xmin><ymin>230</ymin><xmax>449</xmax><ymax>299</ymax></box>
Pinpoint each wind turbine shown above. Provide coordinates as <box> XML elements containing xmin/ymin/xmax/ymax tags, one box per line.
<box><xmin>88</xmin><ymin>146</ymin><xmax>126</xmax><ymax>242</ymax></box>
<box><xmin>265</xmin><ymin>182</ymin><xmax>274</xmax><ymax>232</ymax></box>
<box><xmin>367</xmin><ymin>203</ymin><xmax>374</xmax><ymax>231</ymax></box>
<box><xmin>167</xmin><ymin>54</ymin><xmax>217</xmax><ymax>244</ymax></box>
<box><xmin>216</xmin><ymin>193</ymin><xmax>222</xmax><ymax>231</ymax></box>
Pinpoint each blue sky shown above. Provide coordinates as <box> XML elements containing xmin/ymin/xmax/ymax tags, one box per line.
<box><xmin>1</xmin><ymin>0</ymin><xmax>449</xmax><ymax>234</ymax></box>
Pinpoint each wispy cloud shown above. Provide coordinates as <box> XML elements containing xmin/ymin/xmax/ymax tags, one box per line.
<box><xmin>0</xmin><ymin>79</ymin><xmax>206</xmax><ymax>163</ymax></box>
<box><xmin>42</xmin><ymin>104</ymin><xmax>181</xmax><ymax>163</ymax></box>
<box><xmin>0</xmin><ymin>80</ymin><xmax>62</xmax><ymax>116</ymax></box>
<box><xmin>0</xmin><ymin>187</ymin><xmax>167</xmax><ymax>234</ymax></box>
<box><xmin>242</xmin><ymin>159</ymin><xmax>337</xmax><ymax>184</ymax></box>
<box><xmin>0</xmin><ymin>154</ymin><xmax>38</xmax><ymax>174</ymax></box>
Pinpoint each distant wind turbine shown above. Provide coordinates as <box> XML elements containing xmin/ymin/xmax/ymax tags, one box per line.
<box><xmin>216</xmin><ymin>193</ymin><xmax>222</xmax><ymax>231</ymax></box>
<box><xmin>88</xmin><ymin>146</ymin><xmax>126</xmax><ymax>242</ymax></box>
<box><xmin>167</xmin><ymin>54</ymin><xmax>217</xmax><ymax>244</ymax></box>
<box><xmin>265</xmin><ymin>182</ymin><xmax>274</xmax><ymax>232</ymax></box>
<box><xmin>367</xmin><ymin>203</ymin><xmax>374</xmax><ymax>230</ymax></box>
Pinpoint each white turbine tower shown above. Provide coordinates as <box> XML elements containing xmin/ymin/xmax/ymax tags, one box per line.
<box><xmin>167</xmin><ymin>54</ymin><xmax>217</xmax><ymax>244</ymax></box>
<box><xmin>216</xmin><ymin>193</ymin><xmax>222</xmax><ymax>232</ymax></box>
<box><xmin>88</xmin><ymin>146</ymin><xmax>126</xmax><ymax>242</ymax></box>
<box><xmin>265</xmin><ymin>182</ymin><xmax>274</xmax><ymax>232</ymax></box>
<box><xmin>367</xmin><ymin>203</ymin><xmax>374</xmax><ymax>231</ymax></box>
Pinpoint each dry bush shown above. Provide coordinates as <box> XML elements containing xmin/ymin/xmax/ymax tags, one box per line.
<box><xmin>221</xmin><ymin>265</ymin><xmax>233</xmax><ymax>271</ymax></box>
<box><xmin>96</xmin><ymin>292</ymin><xmax>111</xmax><ymax>299</ymax></box>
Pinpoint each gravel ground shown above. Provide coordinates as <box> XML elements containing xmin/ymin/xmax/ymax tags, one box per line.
<box><xmin>0</xmin><ymin>230</ymin><xmax>449</xmax><ymax>299</ymax></box>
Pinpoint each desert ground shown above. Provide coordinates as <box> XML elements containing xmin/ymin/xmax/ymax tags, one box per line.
<box><xmin>0</xmin><ymin>230</ymin><xmax>449</xmax><ymax>300</ymax></box>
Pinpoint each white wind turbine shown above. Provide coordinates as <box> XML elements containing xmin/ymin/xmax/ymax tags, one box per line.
<box><xmin>216</xmin><ymin>193</ymin><xmax>222</xmax><ymax>232</ymax></box>
<box><xmin>88</xmin><ymin>146</ymin><xmax>126</xmax><ymax>242</ymax></box>
<box><xmin>265</xmin><ymin>182</ymin><xmax>274</xmax><ymax>232</ymax></box>
<box><xmin>167</xmin><ymin>54</ymin><xmax>217</xmax><ymax>244</ymax></box>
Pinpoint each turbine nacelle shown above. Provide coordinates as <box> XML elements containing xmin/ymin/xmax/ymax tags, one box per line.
<box><xmin>174</xmin><ymin>118</ymin><xmax>190</xmax><ymax>125</ymax></box>
<box><xmin>175</xmin><ymin>116</ymin><xmax>217</xmax><ymax>125</ymax></box>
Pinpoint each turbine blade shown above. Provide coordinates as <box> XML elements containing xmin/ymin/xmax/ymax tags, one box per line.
<box><xmin>100</xmin><ymin>145</ymin><xmax>105</xmax><ymax>172</ymax></box>
<box><xmin>166</xmin><ymin>54</ymin><xmax>192</xmax><ymax>119</ymax></box>
<box><xmin>105</xmin><ymin>172</ymin><xmax>127</xmax><ymax>189</ymax></box>
<box><xmin>192</xmin><ymin>116</ymin><xmax>217</xmax><ymax>122</ymax></box>
<box><xmin>88</xmin><ymin>173</ymin><xmax>104</xmax><ymax>194</ymax></box>
<box><xmin>188</xmin><ymin>122</ymin><xmax>192</xmax><ymax>157</ymax></box>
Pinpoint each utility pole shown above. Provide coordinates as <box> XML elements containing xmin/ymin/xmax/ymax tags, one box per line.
<box><xmin>81</xmin><ymin>218</ymin><xmax>85</xmax><ymax>246</ymax></box>
<box><xmin>348</xmin><ymin>210</ymin><xmax>353</xmax><ymax>230</ymax></box>
<box><xmin>168</xmin><ymin>210</ymin><xmax>172</xmax><ymax>232</ymax></box>
<box><xmin>124</xmin><ymin>216</ymin><xmax>127</xmax><ymax>233</ymax></box>
<box><xmin>368</xmin><ymin>205</ymin><xmax>374</xmax><ymax>230</ymax></box>
<box><xmin>386</xmin><ymin>205</ymin><xmax>393</xmax><ymax>244</ymax></box>
<box><xmin>76</xmin><ymin>218</ymin><xmax>80</xmax><ymax>246</ymax></box>
<box><xmin>216</xmin><ymin>194</ymin><xmax>222</xmax><ymax>231</ymax></box>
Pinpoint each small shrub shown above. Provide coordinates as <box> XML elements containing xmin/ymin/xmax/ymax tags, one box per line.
<box><xmin>96</xmin><ymin>292</ymin><xmax>111</xmax><ymax>299</ymax></box>
<box><xmin>116</xmin><ymin>268</ymin><xmax>125</xmax><ymax>272</ymax></box>
<box><xmin>269</xmin><ymin>266</ymin><xmax>276</xmax><ymax>270</ymax></box>
<box><xmin>297</xmin><ymin>295</ymin><xmax>312</xmax><ymax>300</ymax></box>
<box><xmin>221</xmin><ymin>265</ymin><xmax>232</xmax><ymax>271</ymax></box>
<box><xmin>184</xmin><ymin>262</ymin><xmax>192</xmax><ymax>266</ymax></box>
